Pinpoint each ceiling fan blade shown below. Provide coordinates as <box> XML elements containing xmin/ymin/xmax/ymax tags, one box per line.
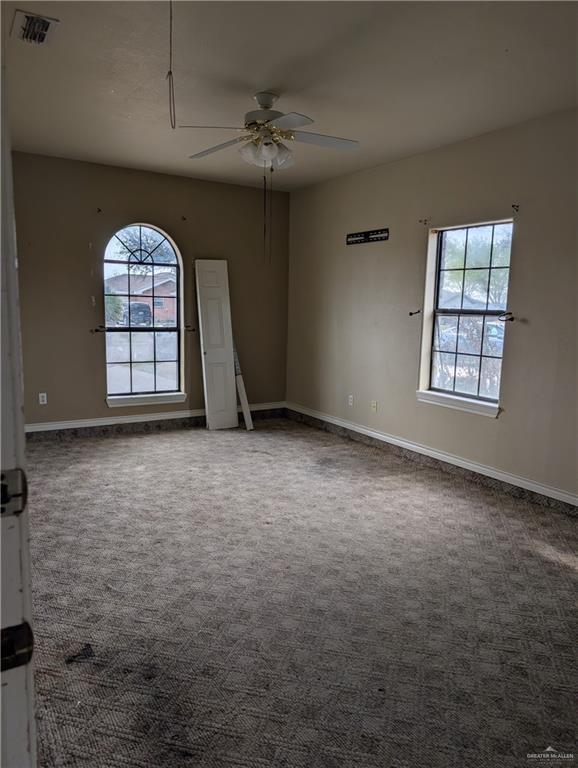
<box><xmin>292</xmin><ymin>131</ymin><xmax>359</xmax><ymax>151</ymax></box>
<box><xmin>189</xmin><ymin>136</ymin><xmax>250</xmax><ymax>160</ymax></box>
<box><xmin>180</xmin><ymin>125</ymin><xmax>245</xmax><ymax>131</ymax></box>
<box><xmin>267</xmin><ymin>112</ymin><xmax>314</xmax><ymax>130</ymax></box>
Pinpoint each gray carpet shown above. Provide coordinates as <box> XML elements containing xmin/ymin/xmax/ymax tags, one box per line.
<box><xmin>28</xmin><ymin>419</ymin><xmax>576</xmax><ymax>768</ymax></box>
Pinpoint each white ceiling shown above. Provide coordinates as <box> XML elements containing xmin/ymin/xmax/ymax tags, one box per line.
<box><xmin>3</xmin><ymin>1</ymin><xmax>576</xmax><ymax>191</ymax></box>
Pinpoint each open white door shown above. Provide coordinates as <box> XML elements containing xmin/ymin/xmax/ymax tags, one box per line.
<box><xmin>195</xmin><ymin>260</ymin><xmax>238</xmax><ymax>430</ymax></box>
<box><xmin>1</xmin><ymin>71</ymin><xmax>37</xmax><ymax>768</ymax></box>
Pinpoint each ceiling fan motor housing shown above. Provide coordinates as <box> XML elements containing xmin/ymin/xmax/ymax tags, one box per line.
<box><xmin>244</xmin><ymin>108</ymin><xmax>284</xmax><ymax>128</ymax></box>
<box><xmin>245</xmin><ymin>91</ymin><xmax>283</xmax><ymax>127</ymax></box>
<box><xmin>254</xmin><ymin>91</ymin><xmax>278</xmax><ymax>108</ymax></box>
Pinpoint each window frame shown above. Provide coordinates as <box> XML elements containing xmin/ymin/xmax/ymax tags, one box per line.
<box><xmin>103</xmin><ymin>223</ymin><xmax>186</xmax><ymax>408</ymax></box>
<box><xmin>417</xmin><ymin>219</ymin><xmax>513</xmax><ymax>418</ymax></box>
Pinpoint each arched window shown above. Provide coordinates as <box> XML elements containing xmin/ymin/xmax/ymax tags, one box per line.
<box><xmin>103</xmin><ymin>224</ymin><xmax>183</xmax><ymax>400</ymax></box>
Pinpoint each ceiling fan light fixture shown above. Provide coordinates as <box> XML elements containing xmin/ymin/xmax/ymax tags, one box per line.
<box><xmin>239</xmin><ymin>140</ymin><xmax>260</xmax><ymax>165</ymax></box>
<box><xmin>272</xmin><ymin>142</ymin><xmax>294</xmax><ymax>169</ymax></box>
<box><xmin>259</xmin><ymin>138</ymin><xmax>278</xmax><ymax>162</ymax></box>
<box><xmin>239</xmin><ymin>136</ymin><xmax>289</xmax><ymax>168</ymax></box>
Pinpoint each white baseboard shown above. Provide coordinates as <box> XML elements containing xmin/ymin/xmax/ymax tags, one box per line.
<box><xmin>286</xmin><ymin>401</ymin><xmax>577</xmax><ymax>507</ymax></box>
<box><xmin>25</xmin><ymin>402</ymin><xmax>286</xmax><ymax>434</ymax></box>
<box><xmin>26</xmin><ymin>400</ymin><xmax>576</xmax><ymax>507</ymax></box>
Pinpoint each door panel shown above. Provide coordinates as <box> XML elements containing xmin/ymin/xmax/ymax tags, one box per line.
<box><xmin>195</xmin><ymin>260</ymin><xmax>238</xmax><ymax>430</ymax></box>
<box><xmin>204</xmin><ymin>297</ymin><xmax>225</xmax><ymax>349</ymax></box>
<box><xmin>208</xmin><ymin>362</ymin><xmax>227</xmax><ymax>413</ymax></box>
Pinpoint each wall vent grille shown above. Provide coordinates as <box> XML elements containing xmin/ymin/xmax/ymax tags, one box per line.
<box><xmin>12</xmin><ymin>10</ymin><xmax>60</xmax><ymax>45</ymax></box>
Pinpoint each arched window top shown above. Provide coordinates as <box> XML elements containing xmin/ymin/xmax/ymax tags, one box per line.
<box><xmin>105</xmin><ymin>224</ymin><xmax>178</xmax><ymax>265</ymax></box>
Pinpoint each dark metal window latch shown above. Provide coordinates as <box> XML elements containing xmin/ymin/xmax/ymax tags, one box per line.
<box><xmin>1</xmin><ymin>622</ymin><xmax>34</xmax><ymax>672</ymax></box>
<box><xmin>1</xmin><ymin>468</ymin><xmax>28</xmax><ymax>517</ymax></box>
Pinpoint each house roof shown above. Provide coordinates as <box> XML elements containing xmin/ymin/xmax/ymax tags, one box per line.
<box><xmin>104</xmin><ymin>273</ymin><xmax>176</xmax><ymax>295</ymax></box>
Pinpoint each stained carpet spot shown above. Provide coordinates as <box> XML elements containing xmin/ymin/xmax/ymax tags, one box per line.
<box><xmin>65</xmin><ymin>643</ymin><xmax>95</xmax><ymax>664</ymax></box>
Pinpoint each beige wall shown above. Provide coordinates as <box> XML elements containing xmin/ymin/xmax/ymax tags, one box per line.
<box><xmin>13</xmin><ymin>153</ymin><xmax>289</xmax><ymax>424</ymax></box>
<box><xmin>287</xmin><ymin>109</ymin><xmax>577</xmax><ymax>496</ymax></box>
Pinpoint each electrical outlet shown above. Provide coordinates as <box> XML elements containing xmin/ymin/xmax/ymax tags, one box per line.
<box><xmin>38</xmin><ymin>392</ymin><xmax>47</xmax><ymax>405</ymax></box>
<box><xmin>371</xmin><ymin>400</ymin><xmax>378</xmax><ymax>412</ymax></box>
<box><xmin>348</xmin><ymin>394</ymin><xmax>354</xmax><ymax>407</ymax></box>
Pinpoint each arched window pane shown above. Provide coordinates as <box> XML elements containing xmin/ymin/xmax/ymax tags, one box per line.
<box><xmin>132</xmin><ymin>363</ymin><xmax>155</xmax><ymax>392</ymax></box>
<box><xmin>156</xmin><ymin>362</ymin><xmax>178</xmax><ymax>391</ymax></box>
<box><xmin>104</xmin><ymin>263</ymin><xmax>128</xmax><ymax>292</ymax></box>
<box><xmin>150</xmin><ymin>240</ymin><xmax>177</xmax><ymax>264</ymax></box>
<box><xmin>105</xmin><ymin>296</ymin><xmax>129</xmax><ymax>326</ymax></box>
<box><xmin>104</xmin><ymin>238</ymin><xmax>130</xmax><ymax>262</ymax></box>
<box><xmin>131</xmin><ymin>332</ymin><xmax>154</xmax><ymax>361</ymax></box>
<box><xmin>141</xmin><ymin>227</ymin><xmax>166</xmax><ymax>253</ymax></box>
<box><xmin>116</xmin><ymin>226</ymin><xmax>142</xmax><ymax>253</ymax></box>
<box><xmin>128</xmin><ymin>264</ymin><xmax>153</xmax><ymax>295</ymax></box>
<box><xmin>104</xmin><ymin>224</ymin><xmax>182</xmax><ymax>396</ymax></box>
<box><xmin>154</xmin><ymin>267</ymin><xmax>177</xmax><ymax>297</ymax></box>
<box><xmin>155</xmin><ymin>332</ymin><xmax>178</xmax><ymax>361</ymax></box>
<box><xmin>129</xmin><ymin>250</ymin><xmax>153</xmax><ymax>263</ymax></box>
<box><xmin>106</xmin><ymin>332</ymin><xmax>130</xmax><ymax>363</ymax></box>
<box><xmin>107</xmin><ymin>364</ymin><xmax>131</xmax><ymax>394</ymax></box>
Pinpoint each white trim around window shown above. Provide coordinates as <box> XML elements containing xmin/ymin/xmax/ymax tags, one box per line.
<box><xmin>107</xmin><ymin>392</ymin><xmax>187</xmax><ymax>408</ymax></box>
<box><xmin>416</xmin><ymin>389</ymin><xmax>499</xmax><ymax>418</ymax></box>
<box><xmin>417</xmin><ymin>218</ymin><xmax>513</xmax><ymax>418</ymax></box>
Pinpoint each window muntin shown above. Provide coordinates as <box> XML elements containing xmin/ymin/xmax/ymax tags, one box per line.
<box><xmin>430</xmin><ymin>222</ymin><xmax>512</xmax><ymax>402</ymax></box>
<box><xmin>104</xmin><ymin>225</ymin><xmax>181</xmax><ymax>396</ymax></box>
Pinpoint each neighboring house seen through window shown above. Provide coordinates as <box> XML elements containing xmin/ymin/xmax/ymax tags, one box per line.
<box><xmin>429</xmin><ymin>221</ymin><xmax>513</xmax><ymax>402</ymax></box>
<box><xmin>104</xmin><ymin>224</ymin><xmax>182</xmax><ymax>397</ymax></box>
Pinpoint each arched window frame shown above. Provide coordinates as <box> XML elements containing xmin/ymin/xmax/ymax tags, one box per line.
<box><xmin>103</xmin><ymin>222</ymin><xmax>186</xmax><ymax>407</ymax></box>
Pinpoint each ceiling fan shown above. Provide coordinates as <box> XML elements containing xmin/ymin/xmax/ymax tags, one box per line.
<box><xmin>180</xmin><ymin>92</ymin><xmax>360</xmax><ymax>170</ymax></box>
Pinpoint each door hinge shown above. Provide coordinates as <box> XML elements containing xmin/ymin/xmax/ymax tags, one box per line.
<box><xmin>1</xmin><ymin>468</ymin><xmax>28</xmax><ymax>517</ymax></box>
<box><xmin>1</xmin><ymin>622</ymin><xmax>34</xmax><ymax>671</ymax></box>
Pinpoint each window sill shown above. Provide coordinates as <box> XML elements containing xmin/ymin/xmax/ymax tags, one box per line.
<box><xmin>107</xmin><ymin>392</ymin><xmax>187</xmax><ymax>408</ymax></box>
<box><xmin>416</xmin><ymin>390</ymin><xmax>499</xmax><ymax>418</ymax></box>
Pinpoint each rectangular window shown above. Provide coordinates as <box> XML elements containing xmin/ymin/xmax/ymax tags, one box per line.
<box><xmin>426</xmin><ymin>221</ymin><xmax>513</xmax><ymax>407</ymax></box>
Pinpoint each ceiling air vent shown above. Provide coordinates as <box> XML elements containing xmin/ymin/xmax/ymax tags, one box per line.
<box><xmin>11</xmin><ymin>10</ymin><xmax>60</xmax><ymax>45</ymax></box>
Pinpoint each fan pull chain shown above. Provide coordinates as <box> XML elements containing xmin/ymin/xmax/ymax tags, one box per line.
<box><xmin>263</xmin><ymin>168</ymin><xmax>268</xmax><ymax>260</ymax></box>
<box><xmin>269</xmin><ymin>167</ymin><xmax>274</xmax><ymax>264</ymax></box>
<box><xmin>166</xmin><ymin>0</ymin><xmax>176</xmax><ymax>129</ymax></box>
